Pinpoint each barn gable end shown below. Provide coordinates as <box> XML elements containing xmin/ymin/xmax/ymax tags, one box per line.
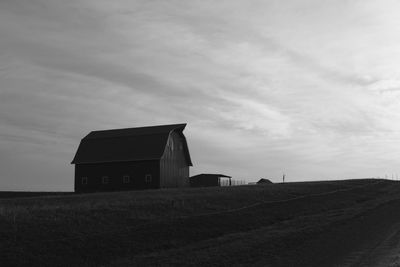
<box><xmin>160</xmin><ymin>131</ymin><xmax>191</xmax><ymax>188</ymax></box>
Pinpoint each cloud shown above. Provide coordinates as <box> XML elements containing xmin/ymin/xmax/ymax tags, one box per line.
<box><xmin>2</xmin><ymin>0</ymin><xmax>400</xmax><ymax>190</ymax></box>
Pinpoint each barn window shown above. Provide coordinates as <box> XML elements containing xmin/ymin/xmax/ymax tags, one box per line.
<box><xmin>102</xmin><ymin>176</ymin><xmax>109</xmax><ymax>184</ymax></box>
<box><xmin>145</xmin><ymin>174</ymin><xmax>152</xmax><ymax>183</ymax></box>
<box><xmin>81</xmin><ymin>177</ymin><xmax>88</xmax><ymax>185</ymax></box>
<box><xmin>123</xmin><ymin>175</ymin><xmax>130</xmax><ymax>184</ymax></box>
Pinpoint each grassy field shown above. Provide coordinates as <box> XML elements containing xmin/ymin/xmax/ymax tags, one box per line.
<box><xmin>1</xmin><ymin>179</ymin><xmax>400</xmax><ymax>266</ymax></box>
<box><xmin>0</xmin><ymin>192</ymin><xmax>72</xmax><ymax>199</ymax></box>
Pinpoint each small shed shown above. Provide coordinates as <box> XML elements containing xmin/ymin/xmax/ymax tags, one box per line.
<box><xmin>190</xmin><ymin>174</ymin><xmax>232</xmax><ymax>187</ymax></box>
<box><xmin>257</xmin><ymin>178</ymin><xmax>273</xmax><ymax>184</ymax></box>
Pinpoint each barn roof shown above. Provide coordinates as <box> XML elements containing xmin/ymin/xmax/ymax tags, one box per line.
<box><xmin>71</xmin><ymin>123</ymin><xmax>192</xmax><ymax>165</ymax></box>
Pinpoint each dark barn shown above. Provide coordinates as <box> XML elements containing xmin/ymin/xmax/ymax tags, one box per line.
<box><xmin>190</xmin><ymin>174</ymin><xmax>232</xmax><ymax>187</ymax></box>
<box><xmin>71</xmin><ymin>123</ymin><xmax>192</xmax><ymax>193</ymax></box>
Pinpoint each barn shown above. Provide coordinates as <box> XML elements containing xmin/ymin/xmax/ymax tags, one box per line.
<box><xmin>71</xmin><ymin>123</ymin><xmax>192</xmax><ymax>193</ymax></box>
<box><xmin>190</xmin><ymin>174</ymin><xmax>232</xmax><ymax>187</ymax></box>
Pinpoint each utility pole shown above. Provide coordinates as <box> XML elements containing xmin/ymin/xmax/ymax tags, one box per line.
<box><xmin>283</xmin><ymin>173</ymin><xmax>286</xmax><ymax>183</ymax></box>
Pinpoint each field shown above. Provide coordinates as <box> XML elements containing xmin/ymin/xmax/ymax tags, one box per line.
<box><xmin>2</xmin><ymin>179</ymin><xmax>400</xmax><ymax>266</ymax></box>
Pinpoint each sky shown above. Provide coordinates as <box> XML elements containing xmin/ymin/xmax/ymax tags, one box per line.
<box><xmin>1</xmin><ymin>0</ymin><xmax>400</xmax><ymax>191</ymax></box>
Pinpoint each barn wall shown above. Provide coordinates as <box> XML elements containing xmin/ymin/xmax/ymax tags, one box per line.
<box><xmin>160</xmin><ymin>131</ymin><xmax>190</xmax><ymax>188</ymax></box>
<box><xmin>75</xmin><ymin>160</ymin><xmax>160</xmax><ymax>193</ymax></box>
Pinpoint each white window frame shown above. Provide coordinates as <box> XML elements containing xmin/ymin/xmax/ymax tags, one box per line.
<box><xmin>145</xmin><ymin>174</ymin><xmax>152</xmax><ymax>183</ymax></box>
<box><xmin>81</xmin><ymin>177</ymin><xmax>88</xmax><ymax>185</ymax></box>
<box><xmin>123</xmin><ymin>175</ymin><xmax>130</xmax><ymax>184</ymax></box>
<box><xmin>102</xmin><ymin>176</ymin><xmax>109</xmax><ymax>184</ymax></box>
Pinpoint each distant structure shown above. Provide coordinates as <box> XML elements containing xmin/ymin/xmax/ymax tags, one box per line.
<box><xmin>256</xmin><ymin>178</ymin><xmax>273</xmax><ymax>184</ymax></box>
<box><xmin>71</xmin><ymin>124</ymin><xmax>192</xmax><ymax>193</ymax></box>
<box><xmin>190</xmin><ymin>174</ymin><xmax>232</xmax><ymax>187</ymax></box>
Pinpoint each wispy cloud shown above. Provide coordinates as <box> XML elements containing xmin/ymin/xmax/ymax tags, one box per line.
<box><xmin>1</xmin><ymin>0</ymin><xmax>400</xmax><ymax>190</ymax></box>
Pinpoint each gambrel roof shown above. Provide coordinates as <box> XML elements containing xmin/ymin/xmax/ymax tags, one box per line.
<box><xmin>71</xmin><ymin>123</ymin><xmax>192</xmax><ymax>165</ymax></box>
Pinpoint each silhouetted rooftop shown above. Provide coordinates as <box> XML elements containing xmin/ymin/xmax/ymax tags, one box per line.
<box><xmin>85</xmin><ymin>123</ymin><xmax>187</xmax><ymax>139</ymax></box>
<box><xmin>71</xmin><ymin>123</ymin><xmax>192</xmax><ymax>165</ymax></box>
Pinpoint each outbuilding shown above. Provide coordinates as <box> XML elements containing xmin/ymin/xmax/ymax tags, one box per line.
<box><xmin>71</xmin><ymin>123</ymin><xmax>192</xmax><ymax>193</ymax></box>
<box><xmin>257</xmin><ymin>178</ymin><xmax>273</xmax><ymax>184</ymax></box>
<box><xmin>190</xmin><ymin>174</ymin><xmax>232</xmax><ymax>187</ymax></box>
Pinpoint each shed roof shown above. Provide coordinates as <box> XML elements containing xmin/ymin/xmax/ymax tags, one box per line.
<box><xmin>71</xmin><ymin>123</ymin><xmax>192</xmax><ymax>165</ymax></box>
<box><xmin>191</xmin><ymin>174</ymin><xmax>232</xmax><ymax>179</ymax></box>
<box><xmin>257</xmin><ymin>178</ymin><xmax>273</xmax><ymax>184</ymax></box>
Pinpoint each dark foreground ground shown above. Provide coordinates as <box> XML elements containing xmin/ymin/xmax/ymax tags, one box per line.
<box><xmin>1</xmin><ymin>179</ymin><xmax>400</xmax><ymax>266</ymax></box>
<box><xmin>0</xmin><ymin>192</ymin><xmax>72</xmax><ymax>199</ymax></box>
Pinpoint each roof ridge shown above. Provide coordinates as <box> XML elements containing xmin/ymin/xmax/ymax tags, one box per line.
<box><xmin>84</xmin><ymin>123</ymin><xmax>187</xmax><ymax>140</ymax></box>
<box><xmin>84</xmin><ymin>132</ymin><xmax>168</xmax><ymax>140</ymax></box>
<box><xmin>90</xmin><ymin>123</ymin><xmax>186</xmax><ymax>133</ymax></box>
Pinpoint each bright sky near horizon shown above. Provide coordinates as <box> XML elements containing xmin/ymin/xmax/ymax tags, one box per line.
<box><xmin>1</xmin><ymin>0</ymin><xmax>400</xmax><ymax>191</ymax></box>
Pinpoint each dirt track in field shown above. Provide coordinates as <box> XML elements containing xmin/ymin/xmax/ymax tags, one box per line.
<box><xmin>354</xmin><ymin>224</ymin><xmax>400</xmax><ymax>267</ymax></box>
<box><xmin>339</xmin><ymin>221</ymin><xmax>400</xmax><ymax>267</ymax></box>
<box><xmin>280</xmin><ymin>198</ymin><xmax>400</xmax><ymax>267</ymax></box>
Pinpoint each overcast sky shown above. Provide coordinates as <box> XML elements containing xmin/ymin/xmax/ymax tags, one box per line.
<box><xmin>1</xmin><ymin>0</ymin><xmax>400</xmax><ymax>190</ymax></box>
